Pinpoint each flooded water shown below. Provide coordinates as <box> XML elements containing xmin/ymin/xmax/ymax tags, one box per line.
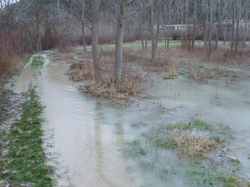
<box><xmin>11</xmin><ymin>53</ymin><xmax>250</xmax><ymax>186</ymax></box>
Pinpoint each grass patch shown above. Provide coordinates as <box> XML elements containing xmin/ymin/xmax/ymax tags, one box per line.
<box><xmin>187</xmin><ymin>66</ymin><xmax>244</xmax><ymax>82</ymax></box>
<box><xmin>145</xmin><ymin>120</ymin><xmax>229</xmax><ymax>158</ymax></box>
<box><xmin>130</xmin><ymin>121</ymin><xmax>148</xmax><ymax>128</ymax></box>
<box><xmin>0</xmin><ymin>87</ymin><xmax>54</xmax><ymax>186</ymax></box>
<box><xmin>125</xmin><ymin>140</ymin><xmax>148</xmax><ymax>156</ymax></box>
<box><xmin>186</xmin><ymin>166</ymin><xmax>244</xmax><ymax>187</ymax></box>
<box><xmin>22</xmin><ymin>55</ymin><xmax>32</xmax><ymax>68</ymax></box>
<box><xmin>165</xmin><ymin>120</ymin><xmax>214</xmax><ymax>132</ymax></box>
<box><xmin>31</xmin><ymin>56</ymin><xmax>45</xmax><ymax>70</ymax></box>
<box><xmin>170</xmin><ymin>132</ymin><xmax>217</xmax><ymax>158</ymax></box>
<box><xmin>67</xmin><ymin>60</ymin><xmax>94</xmax><ymax>81</ymax></box>
<box><xmin>210</xmin><ymin>136</ymin><xmax>225</xmax><ymax>144</ymax></box>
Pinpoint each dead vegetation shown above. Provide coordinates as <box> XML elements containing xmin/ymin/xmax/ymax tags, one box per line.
<box><xmin>170</xmin><ymin>131</ymin><xmax>218</xmax><ymax>158</ymax></box>
<box><xmin>146</xmin><ymin>120</ymin><xmax>226</xmax><ymax>159</ymax></box>
<box><xmin>65</xmin><ymin>50</ymin><xmax>149</xmax><ymax>100</ymax></box>
<box><xmin>64</xmin><ymin>44</ymin><xmax>250</xmax><ymax>100</ymax></box>
<box><xmin>68</xmin><ymin>60</ymin><xmax>94</xmax><ymax>81</ymax></box>
<box><xmin>187</xmin><ymin>66</ymin><xmax>245</xmax><ymax>82</ymax></box>
<box><xmin>83</xmin><ymin>66</ymin><xmax>146</xmax><ymax>101</ymax></box>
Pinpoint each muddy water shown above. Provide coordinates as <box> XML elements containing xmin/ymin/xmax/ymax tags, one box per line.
<box><xmin>38</xmin><ymin>56</ymin><xmax>164</xmax><ymax>187</ymax></box>
<box><xmin>146</xmin><ymin>78</ymin><xmax>250</xmax><ymax>180</ymax></box>
<box><xmin>12</xmin><ymin>53</ymin><xmax>250</xmax><ymax>186</ymax></box>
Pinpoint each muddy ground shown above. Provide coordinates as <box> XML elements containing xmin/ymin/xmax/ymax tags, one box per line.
<box><xmin>1</xmin><ymin>47</ymin><xmax>250</xmax><ymax>187</ymax></box>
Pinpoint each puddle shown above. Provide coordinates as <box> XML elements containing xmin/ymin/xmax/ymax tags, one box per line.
<box><xmin>147</xmin><ymin>78</ymin><xmax>250</xmax><ymax>181</ymax></box>
<box><xmin>8</xmin><ymin>52</ymin><xmax>250</xmax><ymax>186</ymax></box>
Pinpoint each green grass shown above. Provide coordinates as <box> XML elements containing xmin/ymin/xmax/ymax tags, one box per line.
<box><xmin>125</xmin><ymin>140</ymin><xmax>148</xmax><ymax>156</ymax></box>
<box><xmin>129</xmin><ymin>119</ymin><xmax>242</xmax><ymax>187</ymax></box>
<box><xmin>186</xmin><ymin>166</ymin><xmax>244</xmax><ymax>187</ymax></box>
<box><xmin>22</xmin><ymin>55</ymin><xmax>32</xmax><ymax>68</ymax></box>
<box><xmin>130</xmin><ymin>121</ymin><xmax>148</xmax><ymax>128</ymax></box>
<box><xmin>165</xmin><ymin>120</ymin><xmax>214</xmax><ymax>132</ymax></box>
<box><xmin>0</xmin><ymin>87</ymin><xmax>54</xmax><ymax>186</ymax></box>
<box><xmin>31</xmin><ymin>56</ymin><xmax>45</xmax><ymax>70</ymax></box>
<box><xmin>0</xmin><ymin>91</ymin><xmax>3</xmax><ymax>123</ymax></box>
<box><xmin>210</xmin><ymin>136</ymin><xmax>225</xmax><ymax>144</ymax></box>
<box><xmin>124</xmin><ymin>40</ymin><xmax>183</xmax><ymax>45</ymax></box>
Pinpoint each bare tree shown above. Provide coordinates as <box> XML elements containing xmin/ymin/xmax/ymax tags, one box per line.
<box><xmin>191</xmin><ymin>0</ymin><xmax>197</xmax><ymax>51</ymax></box>
<box><xmin>215</xmin><ymin>0</ymin><xmax>221</xmax><ymax>50</ymax></box>
<box><xmin>176</xmin><ymin>0</ymin><xmax>185</xmax><ymax>42</ymax></box>
<box><xmin>234</xmin><ymin>0</ymin><xmax>241</xmax><ymax>55</ymax></box>
<box><xmin>167</xmin><ymin>0</ymin><xmax>173</xmax><ymax>48</ymax></box>
<box><xmin>113</xmin><ymin>0</ymin><xmax>137</xmax><ymax>83</ymax></box>
<box><xmin>208</xmin><ymin>0</ymin><xmax>215</xmax><ymax>57</ymax></box>
<box><xmin>92</xmin><ymin>0</ymin><xmax>103</xmax><ymax>83</ymax></box>
<box><xmin>71</xmin><ymin>0</ymin><xmax>88</xmax><ymax>52</ymax></box>
<box><xmin>231</xmin><ymin>0</ymin><xmax>235</xmax><ymax>55</ymax></box>
<box><xmin>243</xmin><ymin>0</ymin><xmax>249</xmax><ymax>48</ymax></box>
<box><xmin>113</xmin><ymin>0</ymin><xmax>127</xmax><ymax>83</ymax></box>
<box><xmin>202</xmin><ymin>0</ymin><xmax>208</xmax><ymax>55</ymax></box>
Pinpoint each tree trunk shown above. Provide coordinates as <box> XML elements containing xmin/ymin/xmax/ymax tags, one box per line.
<box><xmin>231</xmin><ymin>0</ymin><xmax>235</xmax><ymax>55</ymax></box>
<box><xmin>150</xmin><ymin>0</ymin><xmax>156</xmax><ymax>60</ymax></box>
<box><xmin>167</xmin><ymin>0</ymin><xmax>172</xmax><ymax>48</ymax></box>
<box><xmin>153</xmin><ymin>20</ymin><xmax>160</xmax><ymax>59</ymax></box>
<box><xmin>223</xmin><ymin>2</ymin><xmax>227</xmax><ymax>45</ymax></box>
<box><xmin>243</xmin><ymin>3</ymin><xmax>248</xmax><ymax>48</ymax></box>
<box><xmin>208</xmin><ymin>0</ymin><xmax>213</xmax><ymax>57</ymax></box>
<box><xmin>82</xmin><ymin>0</ymin><xmax>87</xmax><ymax>52</ymax></box>
<box><xmin>113</xmin><ymin>1</ymin><xmax>126</xmax><ymax>83</ymax></box>
<box><xmin>92</xmin><ymin>0</ymin><xmax>103</xmax><ymax>83</ymax></box>
<box><xmin>35</xmin><ymin>2</ymin><xmax>40</xmax><ymax>52</ymax></box>
<box><xmin>181</xmin><ymin>8</ymin><xmax>184</xmax><ymax>43</ymax></box>
<box><xmin>186</xmin><ymin>0</ymin><xmax>190</xmax><ymax>50</ymax></box>
<box><xmin>203</xmin><ymin>0</ymin><xmax>208</xmax><ymax>55</ymax></box>
<box><xmin>234</xmin><ymin>0</ymin><xmax>240</xmax><ymax>55</ymax></box>
<box><xmin>146</xmin><ymin>26</ymin><xmax>149</xmax><ymax>50</ymax></box>
<box><xmin>215</xmin><ymin>0</ymin><xmax>221</xmax><ymax>50</ymax></box>
<box><xmin>192</xmin><ymin>0</ymin><xmax>197</xmax><ymax>51</ymax></box>
<box><xmin>140</xmin><ymin>25</ymin><xmax>145</xmax><ymax>50</ymax></box>
<box><xmin>57</xmin><ymin>0</ymin><xmax>62</xmax><ymax>48</ymax></box>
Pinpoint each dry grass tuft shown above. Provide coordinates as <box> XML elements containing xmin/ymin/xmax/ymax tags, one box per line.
<box><xmin>67</xmin><ymin>60</ymin><xmax>94</xmax><ymax>81</ymax></box>
<box><xmin>163</xmin><ymin>62</ymin><xmax>178</xmax><ymax>79</ymax></box>
<box><xmin>187</xmin><ymin>65</ymin><xmax>244</xmax><ymax>82</ymax></box>
<box><xmin>84</xmin><ymin>66</ymin><xmax>146</xmax><ymax>100</ymax></box>
<box><xmin>0</xmin><ymin>52</ymin><xmax>27</xmax><ymax>82</ymax></box>
<box><xmin>170</xmin><ymin>132</ymin><xmax>218</xmax><ymax>158</ymax></box>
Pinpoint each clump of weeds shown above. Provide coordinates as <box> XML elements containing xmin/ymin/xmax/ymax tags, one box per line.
<box><xmin>164</xmin><ymin>120</ymin><xmax>214</xmax><ymax>132</ymax></box>
<box><xmin>186</xmin><ymin>165</ymin><xmax>244</xmax><ymax>187</ymax></box>
<box><xmin>145</xmin><ymin>120</ymin><xmax>218</xmax><ymax>158</ymax></box>
<box><xmin>83</xmin><ymin>65</ymin><xmax>147</xmax><ymax>101</ymax></box>
<box><xmin>130</xmin><ymin>121</ymin><xmax>148</xmax><ymax>128</ymax></box>
<box><xmin>187</xmin><ymin>65</ymin><xmax>244</xmax><ymax>82</ymax></box>
<box><xmin>170</xmin><ymin>132</ymin><xmax>218</xmax><ymax>158</ymax></box>
<box><xmin>31</xmin><ymin>56</ymin><xmax>45</xmax><ymax>70</ymax></box>
<box><xmin>124</xmin><ymin>139</ymin><xmax>148</xmax><ymax>156</ymax></box>
<box><xmin>66</xmin><ymin>50</ymin><xmax>148</xmax><ymax>101</ymax></box>
<box><xmin>67</xmin><ymin>60</ymin><xmax>94</xmax><ymax>81</ymax></box>
<box><xmin>0</xmin><ymin>87</ymin><xmax>54</xmax><ymax>186</ymax></box>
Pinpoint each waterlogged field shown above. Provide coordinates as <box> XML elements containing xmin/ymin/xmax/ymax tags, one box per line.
<box><xmin>1</xmin><ymin>45</ymin><xmax>250</xmax><ymax>187</ymax></box>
